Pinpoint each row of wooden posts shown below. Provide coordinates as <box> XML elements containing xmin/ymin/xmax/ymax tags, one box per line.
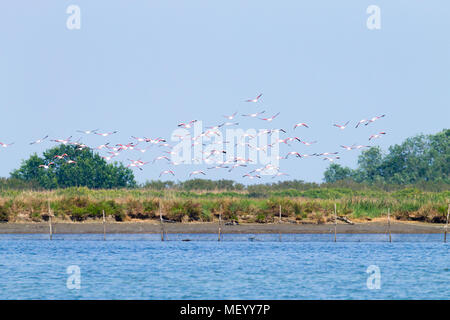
<box><xmin>46</xmin><ymin>201</ymin><xmax>450</xmax><ymax>243</ymax></box>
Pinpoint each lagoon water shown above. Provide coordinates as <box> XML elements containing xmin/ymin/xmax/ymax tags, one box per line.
<box><xmin>0</xmin><ymin>234</ymin><xmax>448</xmax><ymax>299</ymax></box>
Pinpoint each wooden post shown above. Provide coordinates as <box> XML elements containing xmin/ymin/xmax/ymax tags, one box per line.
<box><xmin>279</xmin><ymin>204</ymin><xmax>282</xmax><ymax>242</ymax></box>
<box><xmin>218</xmin><ymin>205</ymin><xmax>222</xmax><ymax>242</ymax></box>
<box><xmin>387</xmin><ymin>208</ymin><xmax>392</xmax><ymax>243</ymax></box>
<box><xmin>334</xmin><ymin>203</ymin><xmax>337</xmax><ymax>242</ymax></box>
<box><xmin>102</xmin><ymin>210</ymin><xmax>106</xmax><ymax>241</ymax></box>
<box><xmin>48</xmin><ymin>200</ymin><xmax>52</xmax><ymax>241</ymax></box>
<box><xmin>444</xmin><ymin>204</ymin><xmax>449</xmax><ymax>243</ymax></box>
<box><xmin>160</xmin><ymin>200</ymin><xmax>164</xmax><ymax>241</ymax></box>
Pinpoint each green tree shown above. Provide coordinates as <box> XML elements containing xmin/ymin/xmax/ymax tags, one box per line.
<box><xmin>321</xmin><ymin>129</ymin><xmax>449</xmax><ymax>186</ymax></box>
<box><xmin>11</xmin><ymin>144</ymin><xmax>136</xmax><ymax>189</ymax></box>
<box><xmin>381</xmin><ymin>130</ymin><xmax>449</xmax><ymax>184</ymax></box>
<box><xmin>323</xmin><ymin>164</ymin><xmax>354</xmax><ymax>183</ymax></box>
<box><xmin>354</xmin><ymin>146</ymin><xmax>384</xmax><ymax>182</ymax></box>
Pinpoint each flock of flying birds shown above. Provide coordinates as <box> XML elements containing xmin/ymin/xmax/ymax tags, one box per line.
<box><xmin>0</xmin><ymin>93</ymin><xmax>387</xmax><ymax>180</ymax></box>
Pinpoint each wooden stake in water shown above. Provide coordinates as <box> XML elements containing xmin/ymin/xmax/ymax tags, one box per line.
<box><xmin>444</xmin><ymin>204</ymin><xmax>449</xmax><ymax>243</ymax></box>
<box><xmin>48</xmin><ymin>200</ymin><xmax>52</xmax><ymax>241</ymax></box>
<box><xmin>160</xmin><ymin>200</ymin><xmax>165</xmax><ymax>241</ymax></box>
<box><xmin>279</xmin><ymin>205</ymin><xmax>282</xmax><ymax>242</ymax></box>
<box><xmin>102</xmin><ymin>209</ymin><xmax>106</xmax><ymax>241</ymax></box>
<box><xmin>387</xmin><ymin>208</ymin><xmax>392</xmax><ymax>243</ymax></box>
<box><xmin>334</xmin><ymin>203</ymin><xmax>337</xmax><ymax>242</ymax></box>
<box><xmin>218</xmin><ymin>205</ymin><xmax>222</xmax><ymax>242</ymax></box>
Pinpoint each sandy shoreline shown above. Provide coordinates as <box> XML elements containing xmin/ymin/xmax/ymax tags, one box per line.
<box><xmin>0</xmin><ymin>221</ymin><xmax>445</xmax><ymax>234</ymax></box>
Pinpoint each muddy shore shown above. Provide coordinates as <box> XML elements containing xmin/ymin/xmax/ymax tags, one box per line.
<box><xmin>0</xmin><ymin>220</ymin><xmax>445</xmax><ymax>234</ymax></box>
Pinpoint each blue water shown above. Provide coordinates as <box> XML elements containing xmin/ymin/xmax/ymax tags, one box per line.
<box><xmin>0</xmin><ymin>234</ymin><xmax>448</xmax><ymax>299</ymax></box>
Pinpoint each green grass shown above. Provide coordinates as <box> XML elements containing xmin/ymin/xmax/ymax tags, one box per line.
<box><xmin>0</xmin><ymin>187</ymin><xmax>448</xmax><ymax>223</ymax></box>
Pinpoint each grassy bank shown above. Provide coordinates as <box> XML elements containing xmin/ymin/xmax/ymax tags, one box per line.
<box><xmin>0</xmin><ymin>187</ymin><xmax>448</xmax><ymax>224</ymax></box>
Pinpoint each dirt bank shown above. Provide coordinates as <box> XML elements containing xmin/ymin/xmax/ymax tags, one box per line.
<box><xmin>0</xmin><ymin>220</ymin><xmax>445</xmax><ymax>234</ymax></box>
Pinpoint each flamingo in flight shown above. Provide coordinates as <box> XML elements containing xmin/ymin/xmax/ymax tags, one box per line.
<box><xmin>30</xmin><ymin>135</ymin><xmax>48</xmax><ymax>145</ymax></box>
<box><xmin>294</xmin><ymin>122</ymin><xmax>309</xmax><ymax>129</ymax></box>
<box><xmin>259</xmin><ymin>112</ymin><xmax>280</xmax><ymax>122</ymax></box>
<box><xmin>299</xmin><ymin>140</ymin><xmax>317</xmax><ymax>146</ymax></box>
<box><xmin>158</xmin><ymin>143</ymin><xmax>172</xmax><ymax>148</ymax></box>
<box><xmin>95</xmin><ymin>131</ymin><xmax>117</xmax><ymax>137</ymax></box>
<box><xmin>146</xmin><ymin>137</ymin><xmax>167</xmax><ymax>144</ymax></box>
<box><xmin>365</xmin><ymin>115</ymin><xmax>386</xmax><ymax>126</ymax></box>
<box><xmin>250</xmin><ymin>164</ymin><xmax>278</xmax><ymax>174</ymax></box>
<box><xmin>131</xmin><ymin>136</ymin><xmax>147</xmax><ymax>142</ymax></box>
<box><xmin>106</xmin><ymin>145</ymin><xmax>122</xmax><ymax>152</ymax></box>
<box><xmin>272</xmin><ymin>172</ymin><xmax>289</xmax><ymax>179</ymax></box>
<box><xmin>164</xmin><ymin>150</ymin><xmax>179</xmax><ymax>156</ymax></box>
<box><xmin>286</xmin><ymin>151</ymin><xmax>302</xmax><ymax>158</ymax></box>
<box><xmin>206</xmin><ymin>124</ymin><xmax>222</xmax><ymax>131</ymax></box>
<box><xmin>318</xmin><ymin>152</ymin><xmax>339</xmax><ymax>156</ymax></box>
<box><xmin>341</xmin><ymin>144</ymin><xmax>369</xmax><ymax>150</ymax></box>
<box><xmin>245</xmin><ymin>93</ymin><xmax>262</xmax><ymax>103</ymax></box>
<box><xmin>323</xmin><ymin>156</ymin><xmax>340</xmax><ymax>162</ymax></box>
<box><xmin>269</xmin><ymin>128</ymin><xmax>287</xmax><ymax>134</ymax></box>
<box><xmin>51</xmin><ymin>137</ymin><xmax>72</xmax><ymax>145</ymax></box>
<box><xmin>233</xmin><ymin>157</ymin><xmax>253</xmax><ymax>164</ymax></box>
<box><xmin>242</xmin><ymin>110</ymin><xmax>265</xmax><ymax>118</ymax></box>
<box><xmin>128</xmin><ymin>159</ymin><xmax>148</xmax><ymax>166</ymax></box>
<box><xmin>66</xmin><ymin>160</ymin><xmax>77</xmax><ymax>164</ymax></box>
<box><xmin>96</xmin><ymin>143</ymin><xmax>110</xmax><ymax>150</ymax></box>
<box><xmin>102</xmin><ymin>155</ymin><xmax>115</xmax><ymax>161</ymax></box>
<box><xmin>228</xmin><ymin>164</ymin><xmax>247</xmax><ymax>172</ymax></box>
<box><xmin>223</xmin><ymin>112</ymin><xmax>237</xmax><ymax>120</ymax></box>
<box><xmin>243</xmin><ymin>174</ymin><xmax>261</xmax><ymax>179</ymax></box>
<box><xmin>54</xmin><ymin>153</ymin><xmax>68</xmax><ymax>159</ymax></box>
<box><xmin>220</xmin><ymin>122</ymin><xmax>239</xmax><ymax>127</ymax></box>
<box><xmin>340</xmin><ymin>145</ymin><xmax>354</xmax><ymax>151</ymax></box>
<box><xmin>108</xmin><ymin>151</ymin><xmax>121</xmax><ymax>157</ymax></box>
<box><xmin>159</xmin><ymin>170</ymin><xmax>175</xmax><ymax>177</ymax></box>
<box><xmin>355</xmin><ymin>119</ymin><xmax>368</xmax><ymax>128</ymax></box>
<box><xmin>178</xmin><ymin>120</ymin><xmax>197</xmax><ymax>129</ymax></box>
<box><xmin>300</xmin><ymin>153</ymin><xmax>317</xmax><ymax>158</ymax></box>
<box><xmin>205</xmin><ymin>149</ymin><xmax>226</xmax><ymax>158</ymax></box>
<box><xmin>127</xmin><ymin>163</ymin><xmax>144</xmax><ymax>171</ymax></box>
<box><xmin>271</xmin><ymin>138</ymin><xmax>292</xmax><ymax>146</ymax></box>
<box><xmin>116</xmin><ymin>143</ymin><xmax>138</xmax><ymax>151</ymax></box>
<box><xmin>153</xmin><ymin>156</ymin><xmax>170</xmax><ymax>163</ymax></box>
<box><xmin>135</xmin><ymin>146</ymin><xmax>150</xmax><ymax>153</ymax></box>
<box><xmin>0</xmin><ymin>142</ymin><xmax>14</xmax><ymax>148</ymax></box>
<box><xmin>369</xmin><ymin>132</ymin><xmax>386</xmax><ymax>141</ymax></box>
<box><xmin>333</xmin><ymin>121</ymin><xmax>350</xmax><ymax>130</ymax></box>
<box><xmin>189</xmin><ymin>170</ymin><xmax>206</xmax><ymax>177</ymax></box>
<box><xmin>285</xmin><ymin>137</ymin><xmax>302</xmax><ymax>143</ymax></box>
<box><xmin>39</xmin><ymin>162</ymin><xmax>55</xmax><ymax>169</ymax></box>
<box><xmin>77</xmin><ymin>129</ymin><xmax>99</xmax><ymax>135</ymax></box>
<box><xmin>72</xmin><ymin>142</ymin><xmax>89</xmax><ymax>150</ymax></box>
<box><xmin>207</xmin><ymin>165</ymin><xmax>229</xmax><ymax>170</ymax></box>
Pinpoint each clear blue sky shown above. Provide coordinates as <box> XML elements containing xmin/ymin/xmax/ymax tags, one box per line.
<box><xmin>1</xmin><ymin>1</ymin><xmax>449</xmax><ymax>183</ymax></box>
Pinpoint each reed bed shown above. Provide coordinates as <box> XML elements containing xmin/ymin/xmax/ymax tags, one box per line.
<box><xmin>0</xmin><ymin>187</ymin><xmax>448</xmax><ymax>224</ymax></box>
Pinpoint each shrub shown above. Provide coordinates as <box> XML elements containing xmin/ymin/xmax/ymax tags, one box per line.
<box><xmin>0</xmin><ymin>204</ymin><xmax>9</xmax><ymax>222</ymax></box>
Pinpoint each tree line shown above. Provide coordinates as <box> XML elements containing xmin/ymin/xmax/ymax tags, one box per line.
<box><xmin>1</xmin><ymin>129</ymin><xmax>448</xmax><ymax>191</ymax></box>
<box><xmin>323</xmin><ymin>129</ymin><xmax>449</xmax><ymax>186</ymax></box>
